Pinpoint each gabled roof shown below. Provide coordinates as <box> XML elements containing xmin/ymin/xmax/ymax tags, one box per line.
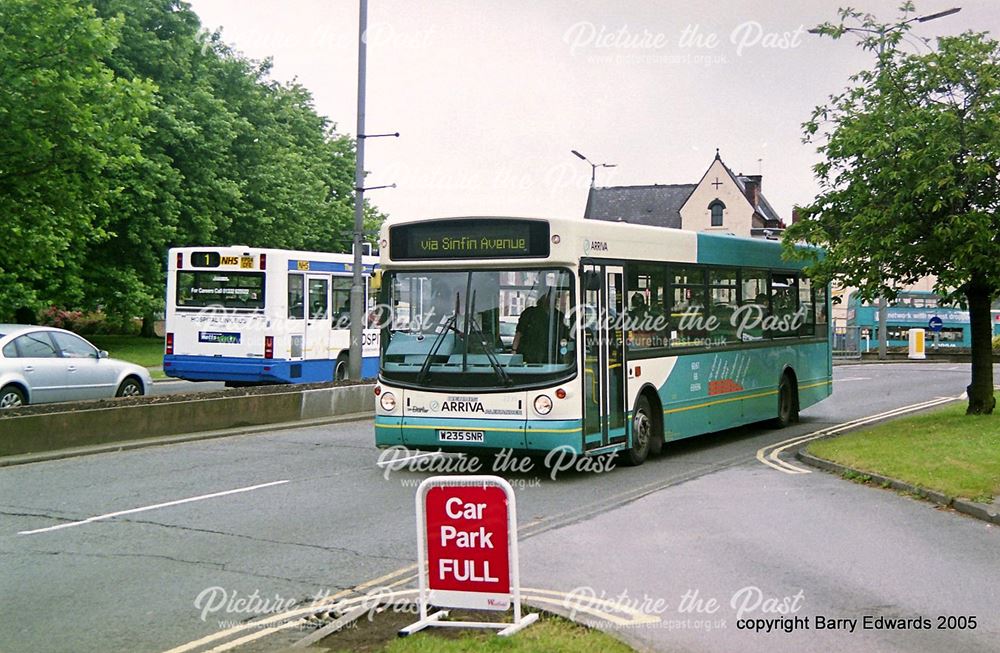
<box><xmin>734</xmin><ymin>173</ymin><xmax>784</xmax><ymax>228</ymax></box>
<box><xmin>584</xmin><ymin>184</ymin><xmax>696</xmax><ymax>228</ymax></box>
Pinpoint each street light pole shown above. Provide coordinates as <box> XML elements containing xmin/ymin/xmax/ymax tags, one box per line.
<box><xmin>570</xmin><ymin>149</ymin><xmax>616</xmax><ymax>188</ymax></box>
<box><xmin>348</xmin><ymin>0</ymin><xmax>369</xmax><ymax>381</ymax></box>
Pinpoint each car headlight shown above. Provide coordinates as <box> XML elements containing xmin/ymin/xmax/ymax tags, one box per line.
<box><xmin>533</xmin><ymin>394</ymin><xmax>552</xmax><ymax>415</ymax></box>
<box><xmin>380</xmin><ymin>392</ymin><xmax>397</xmax><ymax>411</ymax></box>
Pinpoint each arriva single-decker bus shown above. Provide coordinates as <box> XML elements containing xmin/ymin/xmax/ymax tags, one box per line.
<box><xmin>164</xmin><ymin>246</ymin><xmax>379</xmax><ymax>384</ymax></box>
<box><xmin>373</xmin><ymin>217</ymin><xmax>831</xmax><ymax>465</ymax></box>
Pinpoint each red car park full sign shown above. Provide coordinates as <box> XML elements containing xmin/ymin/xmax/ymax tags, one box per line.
<box><xmin>401</xmin><ymin>476</ymin><xmax>537</xmax><ymax>637</ymax></box>
<box><xmin>425</xmin><ymin>483</ymin><xmax>510</xmax><ymax>607</ymax></box>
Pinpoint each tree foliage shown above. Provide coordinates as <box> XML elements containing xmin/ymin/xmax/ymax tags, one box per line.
<box><xmin>0</xmin><ymin>0</ymin><xmax>385</xmax><ymax>330</ymax></box>
<box><xmin>0</xmin><ymin>0</ymin><xmax>153</xmax><ymax>316</ymax></box>
<box><xmin>786</xmin><ymin>4</ymin><xmax>1000</xmax><ymax>413</ymax></box>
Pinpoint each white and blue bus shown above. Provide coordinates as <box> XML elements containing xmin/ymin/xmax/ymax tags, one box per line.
<box><xmin>374</xmin><ymin>216</ymin><xmax>832</xmax><ymax>465</ymax></box>
<box><xmin>164</xmin><ymin>246</ymin><xmax>379</xmax><ymax>384</ymax></box>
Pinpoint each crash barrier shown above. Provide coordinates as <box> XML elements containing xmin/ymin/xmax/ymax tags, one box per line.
<box><xmin>0</xmin><ymin>383</ymin><xmax>374</xmax><ymax>457</ymax></box>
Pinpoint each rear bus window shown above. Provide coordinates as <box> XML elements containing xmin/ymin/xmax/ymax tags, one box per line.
<box><xmin>176</xmin><ymin>272</ymin><xmax>265</xmax><ymax>310</ymax></box>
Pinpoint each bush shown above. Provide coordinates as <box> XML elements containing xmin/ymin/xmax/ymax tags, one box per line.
<box><xmin>39</xmin><ymin>306</ymin><xmax>83</xmax><ymax>331</ymax></box>
<box><xmin>38</xmin><ymin>307</ymin><xmax>138</xmax><ymax>335</ymax></box>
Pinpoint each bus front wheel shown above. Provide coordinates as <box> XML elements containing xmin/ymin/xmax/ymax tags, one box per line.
<box><xmin>624</xmin><ymin>395</ymin><xmax>654</xmax><ymax>466</ymax></box>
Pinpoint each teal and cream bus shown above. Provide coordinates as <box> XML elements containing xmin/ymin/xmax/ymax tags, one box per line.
<box><xmin>373</xmin><ymin>216</ymin><xmax>831</xmax><ymax>465</ymax></box>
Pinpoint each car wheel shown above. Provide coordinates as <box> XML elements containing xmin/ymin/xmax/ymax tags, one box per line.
<box><xmin>116</xmin><ymin>377</ymin><xmax>144</xmax><ymax>398</ymax></box>
<box><xmin>0</xmin><ymin>385</ymin><xmax>26</xmax><ymax>409</ymax></box>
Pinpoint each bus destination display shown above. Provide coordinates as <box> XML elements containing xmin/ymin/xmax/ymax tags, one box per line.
<box><xmin>389</xmin><ymin>219</ymin><xmax>549</xmax><ymax>260</ymax></box>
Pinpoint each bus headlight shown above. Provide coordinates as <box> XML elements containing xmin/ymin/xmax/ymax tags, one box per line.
<box><xmin>380</xmin><ymin>392</ymin><xmax>397</xmax><ymax>411</ymax></box>
<box><xmin>533</xmin><ymin>394</ymin><xmax>553</xmax><ymax>416</ymax></box>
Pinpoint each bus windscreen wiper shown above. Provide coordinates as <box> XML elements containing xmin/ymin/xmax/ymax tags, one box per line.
<box><xmin>465</xmin><ymin>290</ymin><xmax>512</xmax><ymax>386</ymax></box>
<box><xmin>416</xmin><ymin>292</ymin><xmax>461</xmax><ymax>384</ymax></box>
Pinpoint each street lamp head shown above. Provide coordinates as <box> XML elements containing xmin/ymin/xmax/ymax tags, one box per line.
<box><xmin>917</xmin><ymin>7</ymin><xmax>961</xmax><ymax>22</ymax></box>
<box><xmin>570</xmin><ymin>149</ymin><xmax>587</xmax><ymax>161</ymax></box>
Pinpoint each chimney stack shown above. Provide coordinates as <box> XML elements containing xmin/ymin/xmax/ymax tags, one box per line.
<box><xmin>742</xmin><ymin>174</ymin><xmax>762</xmax><ymax>208</ymax></box>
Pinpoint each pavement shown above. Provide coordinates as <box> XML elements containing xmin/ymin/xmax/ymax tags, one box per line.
<box><xmin>519</xmin><ymin>461</ymin><xmax>1000</xmax><ymax>653</ymax></box>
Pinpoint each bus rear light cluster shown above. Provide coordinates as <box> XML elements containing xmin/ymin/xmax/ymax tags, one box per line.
<box><xmin>259</xmin><ymin>253</ymin><xmax>267</xmax><ymax>270</ymax></box>
<box><xmin>555</xmin><ymin>388</ymin><xmax>567</xmax><ymax>399</ymax></box>
<box><xmin>176</xmin><ymin>252</ymin><xmax>183</xmax><ymax>269</ymax></box>
<box><xmin>264</xmin><ymin>336</ymin><xmax>274</xmax><ymax>359</ymax></box>
<box><xmin>165</xmin><ymin>333</ymin><xmax>174</xmax><ymax>355</ymax></box>
<box><xmin>374</xmin><ymin>386</ymin><xmax>382</xmax><ymax>396</ymax></box>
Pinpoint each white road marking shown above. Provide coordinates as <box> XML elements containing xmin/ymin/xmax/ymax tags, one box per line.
<box><xmin>757</xmin><ymin>395</ymin><xmax>962</xmax><ymax>475</ymax></box>
<box><xmin>836</xmin><ymin>377</ymin><xmax>872</xmax><ymax>382</ymax></box>
<box><xmin>18</xmin><ymin>480</ymin><xmax>289</xmax><ymax>535</ymax></box>
<box><xmin>375</xmin><ymin>451</ymin><xmax>445</xmax><ymax>467</ymax></box>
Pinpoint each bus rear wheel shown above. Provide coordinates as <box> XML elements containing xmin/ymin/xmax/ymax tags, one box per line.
<box><xmin>624</xmin><ymin>395</ymin><xmax>654</xmax><ymax>466</ymax></box>
<box><xmin>334</xmin><ymin>355</ymin><xmax>349</xmax><ymax>381</ymax></box>
<box><xmin>774</xmin><ymin>373</ymin><xmax>799</xmax><ymax>428</ymax></box>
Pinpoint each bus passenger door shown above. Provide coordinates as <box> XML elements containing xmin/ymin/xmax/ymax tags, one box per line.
<box><xmin>582</xmin><ymin>263</ymin><xmax>627</xmax><ymax>450</ymax></box>
<box><xmin>306</xmin><ymin>275</ymin><xmax>331</xmax><ymax>361</ymax></box>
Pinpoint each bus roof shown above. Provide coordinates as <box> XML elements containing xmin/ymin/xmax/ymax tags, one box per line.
<box><xmin>379</xmin><ymin>215</ymin><xmax>816</xmax><ymax>271</ymax></box>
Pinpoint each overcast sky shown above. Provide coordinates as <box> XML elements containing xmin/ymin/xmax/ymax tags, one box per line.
<box><xmin>186</xmin><ymin>0</ymin><xmax>999</xmax><ymax>225</ymax></box>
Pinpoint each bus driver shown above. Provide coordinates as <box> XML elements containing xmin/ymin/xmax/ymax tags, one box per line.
<box><xmin>513</xmin><ymin>287</ymin><xmax>567</xmax><ymax>363</ymax></box>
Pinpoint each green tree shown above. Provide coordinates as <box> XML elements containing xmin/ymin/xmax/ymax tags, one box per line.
<box><xmin>787</xmin><ymin>5</ymin><xmax>1000</xmax><ymax>414</ymax></box>
<box><xmin>0</xmin><ymin>0</ymin><xmax>153</xmax><ymax>318</ymax></box>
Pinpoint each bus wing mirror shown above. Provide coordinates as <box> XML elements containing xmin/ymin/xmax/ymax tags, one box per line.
<box><xmin>369</xmin><ymin>270</ymin><xmax>382</xmax><ymax>291</ymax></box>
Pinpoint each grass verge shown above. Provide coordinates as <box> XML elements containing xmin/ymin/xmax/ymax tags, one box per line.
<box><xmin>320</xmin><ymin>608</ymin><xmax>634</xmax><ymax>653</ymax></box>
<box><xmin>808</xmin><ymin>393</ymin><xmax>1000</xmax><ymax>503</ymax></box>
<box><xmin>87</xmin><ymin>335</ymin><xmax>165</xmax><ymax>378</ymax></box>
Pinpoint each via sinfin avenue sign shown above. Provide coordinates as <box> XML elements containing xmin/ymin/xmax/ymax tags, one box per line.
<box><xmin>400</xmin><ymin>475</ymin><xmax>538</xmax><ymax>636</ymax></box>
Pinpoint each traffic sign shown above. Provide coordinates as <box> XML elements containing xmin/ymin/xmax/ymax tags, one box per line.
<box><xmin>402</xmin><ymin>475</ymin><xmax>538</xmax><ymax>637</ymax></box>
<box><xmin>928</xmin><ymin>316</ymin><xmax>944</xmax><ymax>332</ymax></box>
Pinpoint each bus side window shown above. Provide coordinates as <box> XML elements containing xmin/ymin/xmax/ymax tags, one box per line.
<box><xmin>626</xmin><ymin>263</ymin><xmax>668</xmax><ymax>351</ymax></box>
<box><xmin>798</xmin><ymin>277</ymin><xmax>815</xmax><ymax>336</ymax></box>
<box><xmin>814</xmin><ymin>285</ymin><xmax>829</xmax><ymax>331</ymax></box>
<box><xmin>739</xmin><ymin>269</ymin><xmax>769</xmax><ymax>340</ymax></box>
<box><xmin>769</xmin><ymin>272</ymin><xmax>798</xmax><ymax>338</ymax></box>
<box><xmin>288</xmin><ymin>274</ymin><xmax>304</xmax><ymax>319</ymax></box>
<box><xmin>332</xmin><ymin>277</ymin><xmax>352</xmax><ymax>326</ymax></box>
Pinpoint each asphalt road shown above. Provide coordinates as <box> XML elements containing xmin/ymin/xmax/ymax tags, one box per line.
<box><xmin>0</xmin><ymin>363</ymin><xmax>995</xmax><ymax>653</ymax></box>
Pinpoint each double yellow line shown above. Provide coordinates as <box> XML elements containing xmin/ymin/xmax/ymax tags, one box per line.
<box><xmin>756</xmin><ymin>394</ymin><xmax>962</xmax><ymax>474</ymax></box>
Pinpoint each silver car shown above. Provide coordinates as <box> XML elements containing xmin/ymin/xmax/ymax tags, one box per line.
<box><xmin>0</xmin><ymin>325</ymin><xmax>153</xmax><ymax>408</ymax></box>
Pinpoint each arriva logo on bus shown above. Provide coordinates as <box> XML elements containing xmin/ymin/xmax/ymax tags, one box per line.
<box><xmin>583</xmin><ymin>239</ymin><xmax>609</xmax><ymax>254</ymax></box>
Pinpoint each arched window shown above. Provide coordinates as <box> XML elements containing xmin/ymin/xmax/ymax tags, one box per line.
<box><xmin>709</xmin><ymin>200</ymin><xmax>725</xmax><ymax>227</ymax></box>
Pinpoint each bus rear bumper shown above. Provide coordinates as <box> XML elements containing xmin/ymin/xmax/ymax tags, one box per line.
<box><xmin>374</xmin><ymin>415</ymin><xmax>585</xmax><ymax>455</ymax></box>
<box><xmin>163</xmin><ymin>355</ymin><xmax>378</xmax><ymax>384</ymax></box>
